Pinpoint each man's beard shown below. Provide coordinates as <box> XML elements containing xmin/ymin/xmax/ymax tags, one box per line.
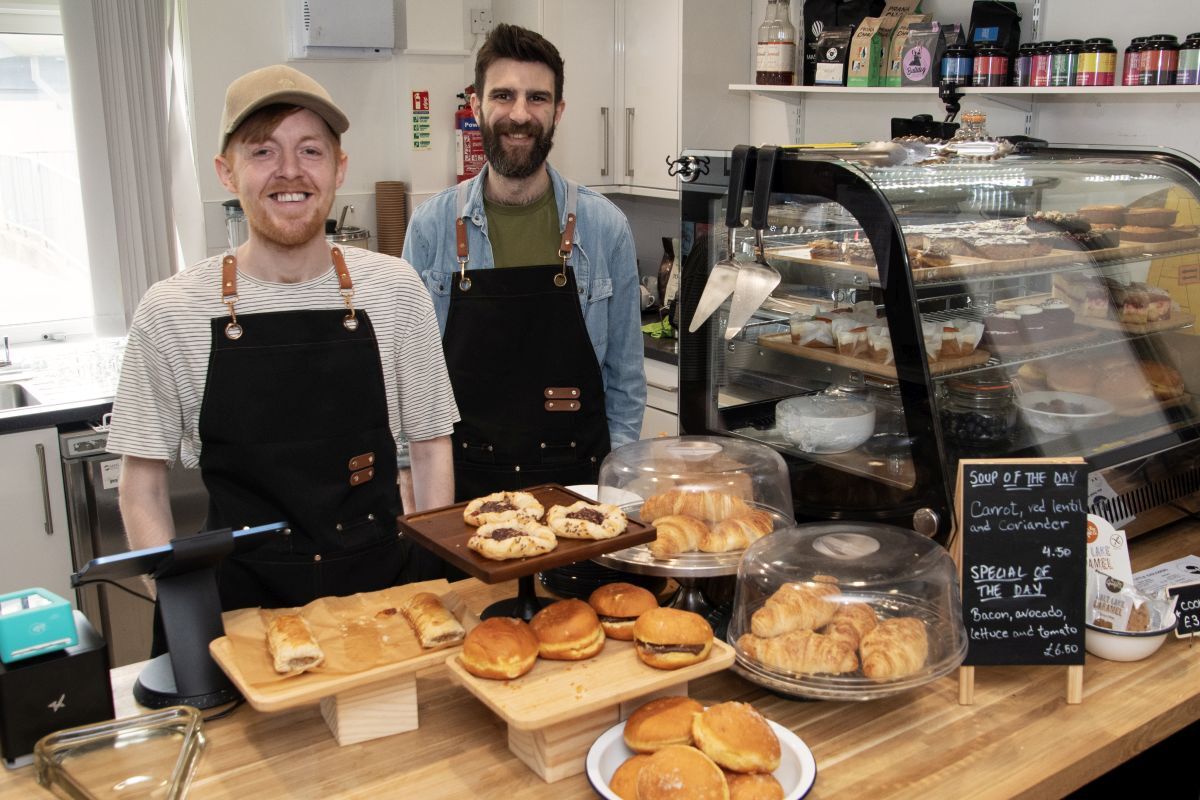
<box><xmin>242</xmin><ymin>187</ymin><xmax>330</xmax><ymax>248</ymax></box>
<box><xmin>481</xmin><ymin>117</ymin><xmax>555</xmax><ymax>179</ymax></box>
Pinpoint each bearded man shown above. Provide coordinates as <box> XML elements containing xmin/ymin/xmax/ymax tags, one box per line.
<box><xmin>403</xmin><ymin>23</ymin><xmax>645</xmax><ymax>502</ymax></box>
<box><xmin>108</xmin><ymin>65</ymin><xmax>458</xmax><ymax>617</ymax></box>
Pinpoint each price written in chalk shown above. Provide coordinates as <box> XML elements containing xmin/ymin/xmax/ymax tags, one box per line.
<box><xmin>959</xmin><ymin>460</ymin><xmax>1087</xmax><ymax>666</ymax></box>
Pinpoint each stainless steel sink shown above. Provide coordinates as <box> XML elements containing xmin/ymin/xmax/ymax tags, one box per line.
<box><xmin>0</xmin><ymin>383</ymin><xmax>40</xmax><ymax>410</ymax></box>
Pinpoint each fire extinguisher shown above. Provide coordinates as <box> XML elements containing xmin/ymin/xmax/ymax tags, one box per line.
<box><xmin>455</xmin><ymin>88</ymin><xmax>484</xmax><ymax>183</ymax></box>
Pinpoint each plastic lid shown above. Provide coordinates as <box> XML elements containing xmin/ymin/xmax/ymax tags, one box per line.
<box><xmin>1084</xmin><ymin>37</ymin><xmax>1115</xmax><ymax>45</ymax></box>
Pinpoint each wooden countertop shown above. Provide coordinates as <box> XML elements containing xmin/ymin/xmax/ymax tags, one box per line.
<box><xmin>6</xmin><ymin>522</ymin><xmax>1197</xmax><ymax>799</ymax></box>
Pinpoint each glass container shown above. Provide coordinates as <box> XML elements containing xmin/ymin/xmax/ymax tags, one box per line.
<box><xmin>728</xmin><ymin>522</ymin><xmax>968</xmax><ymax>700</ymax></box>
<box><xmin>35</xmin><ymin>706</ymin><xmax>206</xmax><ymax>800</ymax></box>
<box><xmin>939</xmin><ymin>376</ymin><xmax>1017</xmax><ymax>446</ymax></box>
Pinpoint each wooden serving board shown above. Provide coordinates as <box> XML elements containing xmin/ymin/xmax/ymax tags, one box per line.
<box><xmin>446</xmin><ymin>637</ymin><xmax>736</xmax><ymax>732</ymax></box>
<box><xmin>208</xmin><ymin>581</ymin><xmax>476</xmax><ymax>714</ymax></box>
<box><xmin>398</xmin><ymin>484</ymin><xmax>656</xmax><ymax>584</ymax></box>
<box><xmin>758</xmin><ymin>332</ymin><xmax>991</xmax><ymax>377</ymax></box>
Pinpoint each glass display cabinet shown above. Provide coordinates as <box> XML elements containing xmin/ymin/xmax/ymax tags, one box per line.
<box><xmin>677</xmin><ymin>142</ymin><xmax>1200</xmax><ymax>541</ymax></box>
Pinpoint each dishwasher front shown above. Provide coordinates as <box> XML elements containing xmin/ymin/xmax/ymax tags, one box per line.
<box><xmin>60</xmin><ymin>428</ymin><xmax>209</xmax><ymax>668</ymax></box>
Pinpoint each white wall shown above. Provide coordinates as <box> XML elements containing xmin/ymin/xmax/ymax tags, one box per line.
<box><xmin>184</xmin><ymin>0</ymin><xmax>481</xmax><ymax>255</ymax></box>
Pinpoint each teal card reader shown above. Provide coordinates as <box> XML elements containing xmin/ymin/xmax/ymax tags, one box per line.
<box><xmin>0</xmin><ymin>589</ymin><xmax>78</xmax><ymax>664</ymax></box>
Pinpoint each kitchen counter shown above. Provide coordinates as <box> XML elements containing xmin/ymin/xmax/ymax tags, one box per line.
<box><xmin>0</xmin><ymin>339</ymin><xmax>121</xmax><ymax>434</ymax></box>
<box><xmin>3</xmin><ymin>523</ymin><xmax>1196</xmax><ymax>799</ymax></box>
<box><xmin>641</xmin><ymin>310</ymin><xmax>678</xmax><ymax>365</ymax></box>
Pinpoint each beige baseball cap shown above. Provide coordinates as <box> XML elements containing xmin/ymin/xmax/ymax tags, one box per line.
<box><xmin>218</xmin><ymin>64</ymin><xmax>349</xmax><ymax>153</ymax></box>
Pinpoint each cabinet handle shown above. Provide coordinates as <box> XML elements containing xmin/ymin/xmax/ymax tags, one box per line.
<box><xmin>35</xmin><ymin>443</ymin><xmax>53</xmax><ymax>535</ymax></box>
<box><xmin>600</xmin><ymin>107</ymin><xmax>610</xmax><ymax>177</ymax></box>
<box><xmin>647</xmin><ymin>381</ymin><xmax>678</xmax><ymax>393</ymax></box>
<box><xmin>625</xmin><ymin>107</ymin><xmax>635</xmax><ymax>178</ymax></box>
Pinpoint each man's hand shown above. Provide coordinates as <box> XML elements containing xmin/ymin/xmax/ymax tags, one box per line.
<box><xmin>408</xmin><ymin>435</ymin><xmax>454</xmax><ymax>511</ymax></box>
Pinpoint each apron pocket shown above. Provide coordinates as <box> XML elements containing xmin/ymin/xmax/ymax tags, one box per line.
<box><xmin>539</xmin><ymin>440</ymin><xmax>580</xmax><ymax>465</ymax></box>
<box><xmin>316</xmin><ymin>537</ymin><xmax>409</xmax><ymax>598</ymax></box>
<box><xmin>458</xmin><ymin>440</ymin><xmax>497</xmax><ymax>465</ymax></box>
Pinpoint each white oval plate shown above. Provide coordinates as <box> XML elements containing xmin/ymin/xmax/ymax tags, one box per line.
<box><xmin>585</xmin><ymin>714</ymin><xmax>817</xmax><ymax>800</ymax></box>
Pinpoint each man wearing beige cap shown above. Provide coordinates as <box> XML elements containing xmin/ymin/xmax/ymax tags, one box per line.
<box><xmin>108</xmin><ymin>65</ymin><xmax>459</xmax><ymax>618</ymax></box>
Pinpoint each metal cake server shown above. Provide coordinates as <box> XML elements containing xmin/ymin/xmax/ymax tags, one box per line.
<box><xmin>688</xmin><ymin>144</ymin><xmax>754</xmax><ymax>334</ymax></box>
<box><xmin>725</xmin><ymin>145</ymin><xmax>781</xmax><ymax>339</ymax></box>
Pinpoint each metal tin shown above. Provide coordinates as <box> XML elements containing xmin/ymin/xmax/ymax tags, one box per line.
<box><xmin>1077</xmin><ymin>38</ymin><xmax>1117</xmax><ymax>86</ymax></box>
<box><xmin>1013</xmin><ymin>42</ymin><xmax>1037</xmax><ymax>86</ymax></box>
<box><xmin>1123</xmin><ymin>36</ymin><xmax>1148</xmax><ymax>85</ymax></box>
<box><xmin>1050</xmin><ymin>39</ymin><xmax>1083</xmax><ymax>86</ymax></box>
<box><xmin>1139</xmin><ymin>34</ymin><xmax>1178</xmax><ymax>85</ymax></box>
<box><xmin>1175</xmin><ymin>33</ymin><xmax>1200</xmax><ymax>85</ymax></box>
<box><xmin>972</xmin><ymin>46</ymin><xmax>1009</xmax><ymax>87</ymax></box>
<box><xmin>941</xmin><ymin>44</ymin><xmax>974</xmax><ymax>85</ymax></box>
<box><xmin>1031</xmin><ymin>41</ymin><xmax>1056</xmax><ymax>87</ymax></box>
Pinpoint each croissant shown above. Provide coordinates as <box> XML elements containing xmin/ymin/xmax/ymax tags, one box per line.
<box><xmin>737</xmin><ymin>630</ymin><xmax>858</xmax><ymax>675</ymax></box>
<box><xmin>640</xmin><ymin>489</ymin><xmax>750</xmax><ymax>525</ymax></box>
<box><xmin>749</xmin><ymin>581</ymin><xmax>839</xmax><ymax>638</ymax></box>
<box><xmin>860</xmin><ymin>617</ymin><xmax>928</xmax><ymax>681</ymax></box>
<box><xmin>822</xmin><ymin>602</ymin><xmax>878</xmax><ymax>652</ymax></box>
<box><xmin>647</xmin><ymin>515</ymin><xmax>709</xmax><ymax>559</ymax></box>
<box><xmin>698</xmin><ymin>510</ymin><xmax>774</xmax><ymax>553</ymax></box>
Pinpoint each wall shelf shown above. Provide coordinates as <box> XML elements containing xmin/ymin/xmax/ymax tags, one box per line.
<box><xmin>730</xmin><ymin>83</ymin><xmax>1200</xmax><ymax>103</ymax></box>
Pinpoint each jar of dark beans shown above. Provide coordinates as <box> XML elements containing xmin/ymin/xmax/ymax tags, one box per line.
<box><xmin>939</xmin><ymin>376</ymin><xmax>1016</xmax><ymax>445</ymax></box>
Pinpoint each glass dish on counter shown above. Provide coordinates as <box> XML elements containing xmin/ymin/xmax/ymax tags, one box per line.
<box><xmin>727</xmin><ymin>522</ymin><xmax>968</xmax><ymax>701</ymax></box>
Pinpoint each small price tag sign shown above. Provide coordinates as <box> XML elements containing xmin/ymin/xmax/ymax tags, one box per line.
<box><xmin>953</xmin><ymin>458</ymin><xmax>1089</xmax><ymax>705</ymax></box>
<box><xmin>1169</xmin><ymin>584</ymin><xmax>1200</xmax><ymax>638</ymax></box>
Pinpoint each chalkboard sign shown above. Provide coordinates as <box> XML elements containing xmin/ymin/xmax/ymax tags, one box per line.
<box><xmin>1170</xmin><ymin>584</ymin><xmax>1200</xmax><ymax>638</ymax></box>
<box><xmin>958</xmin><ymin>459</ymin><xmax>1088</xmax><ymax>666</ymax></box>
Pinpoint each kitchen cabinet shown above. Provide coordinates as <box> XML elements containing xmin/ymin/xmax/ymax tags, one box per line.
<box><xmin>495</xmin><ymin>0</ymin><xmax>750</xmax><ymax>197</ymax></box>
<box><xmin>640</xmin><ymin>357</ymin><xmax>679</xmax><ymax>438</ymax></box>
<box><xmin>0</xmin><ymin>427</ymin><xmax>73</xmax><ymax>602</ymax></box>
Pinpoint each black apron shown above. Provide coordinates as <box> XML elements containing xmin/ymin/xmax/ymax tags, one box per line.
<box><xmin>444</xmin><ymin>178</ymin><xmax>610</xmax><ymax>500</ymax></box>
<box><xmin>196</xmin><ymin>247</ymin><xmax>431</xmax><ymax>610</ymax></box>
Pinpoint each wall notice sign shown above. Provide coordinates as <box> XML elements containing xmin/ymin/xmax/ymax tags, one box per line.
<box><xmin>958</xmin><ymin>459</ymin><xmax>1088</xmax><ymax>666</ymax></box>
<box><xmin>411</xmin><ymin>90</ymin><xmax>431</xmax><ymax>150</ymax></box>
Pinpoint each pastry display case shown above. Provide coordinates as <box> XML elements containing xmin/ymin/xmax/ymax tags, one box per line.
<box><xmin>678</xmin><ymin>140</ymin><xmax>1200</xmax><ymax>541</ymax></box>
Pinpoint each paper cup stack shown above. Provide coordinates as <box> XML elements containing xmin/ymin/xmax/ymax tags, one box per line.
<box><xmin>375</xmin><ymin>181</ymin><xmax>409</xmax><ymax>258</ymax></box>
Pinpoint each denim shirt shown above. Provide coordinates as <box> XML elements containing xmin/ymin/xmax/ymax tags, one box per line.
<box><xmin>403</xmin><ymin>163</ymin><xmax>646</xmax><ymax>447</ymax></box>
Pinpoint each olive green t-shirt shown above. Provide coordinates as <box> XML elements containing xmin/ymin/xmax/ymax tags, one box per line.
<box><xmin>484</xmin><ymin>188</ymin><xmax>562</xmax><ymax>268</ymax></box>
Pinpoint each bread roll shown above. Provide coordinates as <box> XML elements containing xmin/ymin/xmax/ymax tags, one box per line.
<box><xmin>725</xmin><ymin>771</ymin><xmax>785</xmax><ymax>800</ymax></box>
<box><xmin>860</xmin><ymin>617</ymin><xmax>928</xmax><ymax>681</ymax></box>
<box><xmin>647</xmin><ymin>515</ymin><xmax>709</xmax><ymax>559</ymax></box>
<box><xmin>623</xmin><ymin>696</ymin><xmax>704</xmax><ymax>753</ymax></box>
<box><xmin>609</xmin><ymin>754</ymin><xmax>653</xmax><ymax>800</ymax></box>
<box><xmin>399</xmin><ymin>592</ymin><xmax>465</xmax><ymax>648</ymax></box>
<box><xmin>633</xmin><ymin>607</ymin><xmax>714</xmax><ymax>670</ymax></box>
<box><xmin>529</xmin><ymin>599</ymin><xmax>605</xmax><ymax>661</ymax></box>
<box><xmin>691</xmin><ymin>701</ymin><xmax>781</xmax><ymax>774</ymax></box>
<box><xmin>588</xmin><ymin>582</ymin><xmax>659</xmax><ymax>641</ymax></box>
<box><xmin>736</xmin><ymin>630</ymin><xmax>858</xmax><ymax>675</ymax></box>
<box><xmin>636</xmin><ymin>745</ymin><xmax>729</xmax><ymax>800</ymax></box>
<box><xmin>459</xmin><ymin>617</ymin><xmax>539</xmax><ymax>680</ymax></box>
<box><xmin>266</xmin><ymin>613</ymin><xmax>324</xmax><ymax>674</ymax></box>
<box><xmin>640</xmin><ymin>489</ymin><xmax>750</xmax><ymax>525</ymax></box>
<box><xmin>698</xmin><ymin>510</ymin><xmax>774</xmax><ymax>553</ymax></box>
<box><xmin>749</xmin><ymin>581</ymin><xmax>839</xmax><ymax>638</ymax></box>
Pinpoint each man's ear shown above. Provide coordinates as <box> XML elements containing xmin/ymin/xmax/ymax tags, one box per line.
<box><xmin>214</xmin><ymin>153</ymin><xmax>237</xmax><ymax>194</ymax></box>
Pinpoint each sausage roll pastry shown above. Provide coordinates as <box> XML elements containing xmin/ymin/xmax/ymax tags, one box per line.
<box><xmin>266</xmin><ymin>613</ymin><xmax>325</xmax><ymax>674</ymax></box>
<box><xmin>546</xmin><ymin>500</ymin><xmax>628</xmax><ymax>540</ymax></box>
<box><xmin>400</xmin><ymin>592</ymin><xmax>465</xmax><ymax>648</ymax></box>
<box><xmin>463</xmin><ymin>491</ymin><xmax>544</xmax><ymax>527</ymax></box>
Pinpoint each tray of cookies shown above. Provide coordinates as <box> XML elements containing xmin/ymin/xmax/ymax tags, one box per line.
<box><xmin>727</xmin><ymin>522</ymin><xmax>968</xmax><ymax>701</ymax></box>
<box><xmin>397</xmin><ymin>484</ymin><xmax>657</xmax><ymax>584</ymax></box>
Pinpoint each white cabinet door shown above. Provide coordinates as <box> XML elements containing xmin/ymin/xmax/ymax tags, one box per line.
<box><xmin>641</xmin><ymin>405</ymin><xmax>679</xmax><ymax>439</ymax></box>
<box><xmin>0</xmin><ymin>428</ymin><xmax>73</xmax><ymax>603</ymax></box>
<box><xmin>620</xmin><ymin>0</ymin><xmax>680</xmax><ymax>192</ymax></box>
<box><xmin>544</xmin><ymin>0</ymin><xmax>618</xmax><ymax>187</ymax></box>
<box><xmin>641</xmin><ymin>357</ymin><xmax>680</xmax><ymax>439</ymax></box>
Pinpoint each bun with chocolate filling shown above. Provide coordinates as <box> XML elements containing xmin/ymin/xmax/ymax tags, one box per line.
<box><xmin>588</xmin><ymin>582</ymin><xmax>659</xmax><ymax>640</ymax></box>
<box><xmin>459</xmin><ymin>617</ymin><xmax>539</xmax><ymax>680</ymax></box>
<box><xmin>623</xmin><ymin>695</ymin><xmax>704</xmax><ymax>753</ymax></box>
<box><xmin>633</xmin><ymin>607</ymin><xmax>713</xmax><ymax>670</ymax></box>
<box><xmin>529</xmin><ymin>598</ymin><xmax>606</xmax><ymax>660</ymax></box>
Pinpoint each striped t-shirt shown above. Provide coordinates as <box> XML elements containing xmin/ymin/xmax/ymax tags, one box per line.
<box><xmin>106</xmin><ymin>247</ymin><xmax>460</xmax><ymax>468</ymax></box>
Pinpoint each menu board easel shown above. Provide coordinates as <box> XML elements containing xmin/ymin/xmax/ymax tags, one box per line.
<box><xmin>951</xmin><ymin>458</ymin><xmax>1088</xmax><ymax>706</ymax></box>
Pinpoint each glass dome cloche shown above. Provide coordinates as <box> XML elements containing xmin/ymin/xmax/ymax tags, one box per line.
<box><xmin>728</xmin><ymin>522</ymin><xmax>968</xmax><ymax>700</ymax></box>
<box><xmin>594</xmin><ymin>436</ymin><xmax>795</xmax><ymax>575</ymax></box>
